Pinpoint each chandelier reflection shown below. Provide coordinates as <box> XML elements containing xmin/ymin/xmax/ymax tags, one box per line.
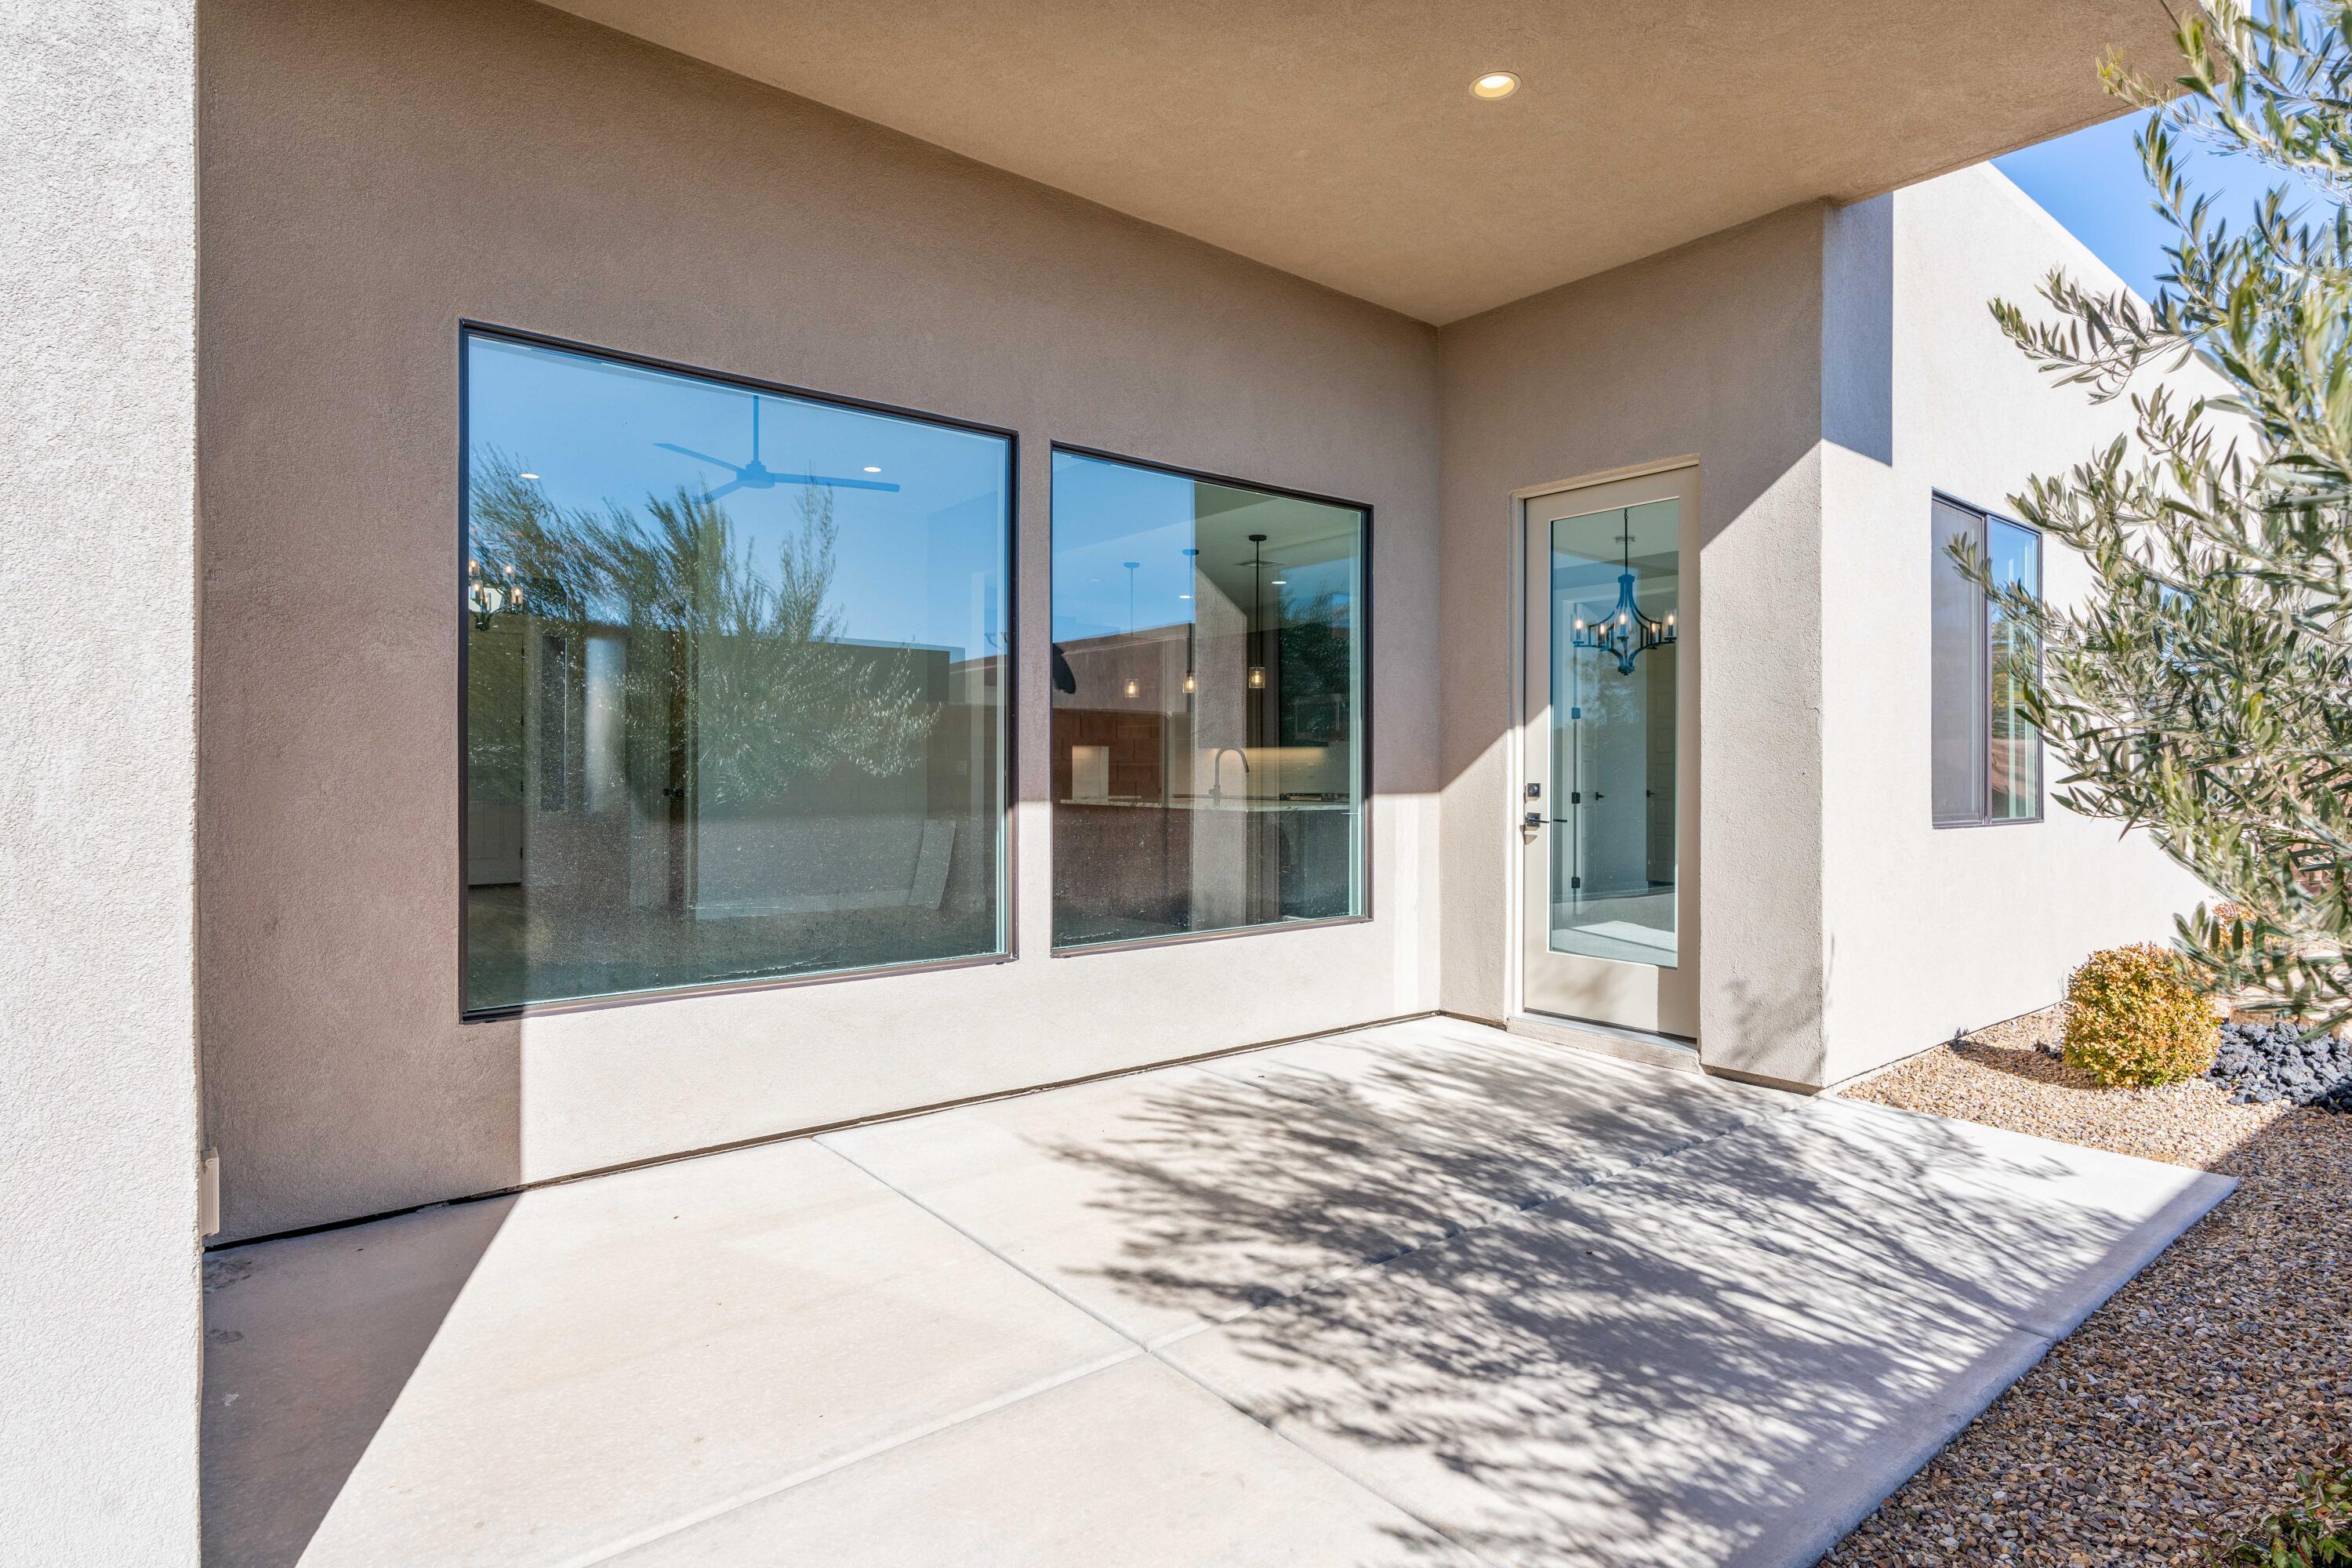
<box><xmin>1570</xmin><ymin>522</ymin><xmax>1675</xmax><ymax>674</ymax></box>
<box><xmin>468</xmin><ymin>556</ymin><xmax>524</xmax><ymax>630</ymax></box>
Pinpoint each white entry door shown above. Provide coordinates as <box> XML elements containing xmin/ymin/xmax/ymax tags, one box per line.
<box><xmin>1520</xmin><ymin>466</ymin><xmax>1699</xmax><ymax>1037</ymax></box>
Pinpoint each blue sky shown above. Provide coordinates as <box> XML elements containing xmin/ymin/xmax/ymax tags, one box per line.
<box><xmin>1994</xmin><ymin>108</ymin><xmax>2278</xmax><ymax>299</ymax></box>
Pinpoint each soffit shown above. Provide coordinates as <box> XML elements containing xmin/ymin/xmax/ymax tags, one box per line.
<box><xmin>539</xmin><ymin>0</ymin><xmax>2172</xmax><ymax>324</ymax></box>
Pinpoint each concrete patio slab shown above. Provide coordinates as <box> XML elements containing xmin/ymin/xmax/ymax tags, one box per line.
<box><xmin>1158</xmin><ymin>1091</ymin><xmax>2235</xmax><ymax>1568</ymax></box>
<box><xmin>201</xmin><ymin>1138</ymin><xmax>1134</xmax><ymax>1568</ymax></box>
<box><xmin>201</xmin><ymin>1017</ymin><xmax>2234</xmax><ymax>1568</ymax></box>
<box><xmin>819</xmin><ymin>1061</ymin><xmax>1441</xmax><ymax>1344</ymax></box>
<box><xmin>608</xmin><ymin>1356</ymin><xmax>1486</xmax><ymax>1567</ymax></box>
<box><xmin>1584</xmin><ymin>1094</ymin><xmax>2242</xmax><ymax>1340</ymax></box>
<box><xmin>826</xmin><ymin>1019</ymin><xmax>1797</xmax><ymax>1345</ymax></box>
<box><xmin>1204</xmin><ymin>1017</ymin><xmax>1791</xmax><ymax>1196</ymax></box>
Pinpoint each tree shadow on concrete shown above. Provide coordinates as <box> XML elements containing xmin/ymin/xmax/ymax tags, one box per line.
<box><xmin>1036</xmin><ymin>1021</ymin><xmax>2220</xmax><ymax>1567</ymax></box>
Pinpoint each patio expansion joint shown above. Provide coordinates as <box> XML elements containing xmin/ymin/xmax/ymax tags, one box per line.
<box><xmin>802</xmin><ymin>1056</ymin><xmax>1820</xmax><ymax>1561</ymax></box>
<box><xmin>546</xmin><ymin>1344</ymin><xmax>1144</xmax><ymax>1568</ymax></box>
<box><xmin>808</xmin><ymin>1135</ymin><xmax>1521</xmax><ymax>1568</ymax></box>
<box><xmin>576</xmin><ymin>1057</ymin><xmax>2125</xmax><ymax>1568</ymax></box>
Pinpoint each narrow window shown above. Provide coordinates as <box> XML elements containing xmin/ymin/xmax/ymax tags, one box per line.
<box><xmin>1929</xmin><ymin>495</ymin><xmax>2042</xmax><ymax>826</ymax></box>
<box><xmin>1049</xmin><ymin>449</ymin><xmax>1367</xmax><ymax>948</ymax></box>
<box><xmin>461</xmin><ymin>330</ymin><xmax>1012</xmax><ymax>1013</ymax></box>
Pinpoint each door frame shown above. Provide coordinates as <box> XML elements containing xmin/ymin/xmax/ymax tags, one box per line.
<box><xmin>1504</xmin><ymin>455</ymin><xmax>1702</xmax><ymax>1045</ymax></box>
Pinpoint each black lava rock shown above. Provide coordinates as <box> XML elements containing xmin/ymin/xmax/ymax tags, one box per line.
<box><xmin>2207</xmin><ymin>1020</ymin><xmax>2352</xmax><ymax>1112</ymax></box>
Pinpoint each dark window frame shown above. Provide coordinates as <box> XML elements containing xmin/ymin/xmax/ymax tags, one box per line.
<box><xmin>1045</xmin><ymin>441</ymin><xmax>1376</xmax><ymax>956</ymax></box>
<box><xmin>1930</xmin><ymin>490</ymin><xmax>2045</xmax><ymax>829</ymax></box>
<box><xmin>455</xmin><ymin>321</ymin><xmax>1022</xmax><ymax>1022</ymax></box>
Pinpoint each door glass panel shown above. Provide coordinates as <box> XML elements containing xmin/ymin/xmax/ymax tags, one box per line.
<box><xmin>1548</xmin><ymin>501</ymin><xmax>1679</xmax><ymax>967</ymax></box>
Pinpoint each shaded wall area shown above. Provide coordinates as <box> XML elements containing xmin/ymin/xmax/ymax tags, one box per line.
<box><xmin>198</xmin><ymin>0</ymin><xmax>1441</xmax><ymax>1242</ymax></box>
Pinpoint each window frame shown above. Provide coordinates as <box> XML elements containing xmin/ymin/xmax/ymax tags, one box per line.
<box><xmin>1929</xmin><ymin>489</ymin><xmax>2045</xmax><ymax>829</ymax></box>
<box><xmin>454</xmin><ymin>321</ymin><xmax>1022</xmax><ymax>1022</ymax></box>
<box><xmin>1044</xmin><ymin>440</ymin><xmax>1376</xmax><ymax>956</ymax></box>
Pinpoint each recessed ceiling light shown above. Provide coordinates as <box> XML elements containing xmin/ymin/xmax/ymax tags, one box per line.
<box><xmin>1471</xmin><ymin>71</ymin><xmax>1519</xmax><ymax>100</ymax></box>
<box><xmin>517</xmin><ymin>471</ymin><xmax>540</xmax><ymax>480</ymax></box>
<box><xmin>862</xmin><ymin>466</ymin><xmax>882</xmax><ymax>474</ymax></box>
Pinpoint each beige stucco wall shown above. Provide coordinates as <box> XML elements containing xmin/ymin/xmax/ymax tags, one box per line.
<box><xmin>198</xmin><ymin>0</ymin><xmax>1443</xmax><ymax>1241</ymax></box>
<box><xmin>1814</xmin><ymin>165</ymin><xmax>2210</xmax><ymax>1083</ymax></box>
<box><xmin>1435</xmin><ymin>207</ymin><xmax>1836</xmax><ymax>1087</ymax></box>
<box><xmin>1</xmin><ymin>0</ymin><xmax>203</xmax><ymax>1556</ymax></box>
<box><xmin>197</xmin><ymin>0</ymin><xmax>2212</xmax><ymax>1239</ymax></box>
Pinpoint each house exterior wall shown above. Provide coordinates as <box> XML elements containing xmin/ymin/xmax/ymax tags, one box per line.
<box><xmin>0</xmin><ymin>0</ymin><xmax>203</xmax><ymax>1558</ymax></box>
<box><xmin>195</xmin><ymin>0</ymin><xmax>2207</xmax><ymax>1243</ymax></box>
<box><xmin>1814</xmin><ymin>165</ymin><xmax>2209</xmax><ymax>1083</ymax></box>
<box><xmin>198</xmin><ymin>0</ymin><xmax>1443</xmax><ymax>1242</ymax></box>
<box><xmin>1435</xmin><ymin>207</ymin><xmax>1837</xmax><ymax>1087</ymax></box>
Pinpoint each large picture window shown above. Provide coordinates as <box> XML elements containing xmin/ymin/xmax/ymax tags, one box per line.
<box><xmin>1049</xmin><ymin>448</ymin><xmax>1367</xmax><ymax>949</ymax></box>
<box><xmin>461</xmin><ymin>330</ymin><xmax>1011</xmax><ymax>1014</ymax></box>
<box><xmin>1930</xmin><ymin>494</ymin><xmax>2042</xmax><ymax>826</ymax></box>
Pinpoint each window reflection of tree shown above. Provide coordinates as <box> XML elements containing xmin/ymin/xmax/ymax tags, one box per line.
<box><xmin>466</xmin><ymin>449</ymin><xmax>936</xmax><ymax>818</ymax></box>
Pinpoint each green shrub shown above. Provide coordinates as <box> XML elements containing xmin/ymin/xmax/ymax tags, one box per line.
<box><xmin>2217</xmin><ymin>1460</ymin><xmax>2352</xmax><ymax>1566</ymax></box>
<box><xmin>2063</xmin><ymin>943</ymin><xmax>2218</xmax><ymax>1087</ymax></box>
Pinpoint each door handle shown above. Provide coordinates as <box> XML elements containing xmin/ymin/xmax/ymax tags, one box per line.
<box><xmin>1523</xmin><ymin>811</ymin><xmax>1544</xmax><ymax>828</ymax></box>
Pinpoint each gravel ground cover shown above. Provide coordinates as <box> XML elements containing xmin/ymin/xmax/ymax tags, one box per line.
<box><xmin>1820</xmin><ymin>1005</ymin><xmax>2351</xmax><ymax>1567</ymax></box>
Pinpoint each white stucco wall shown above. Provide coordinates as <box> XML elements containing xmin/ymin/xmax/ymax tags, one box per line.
<box><xmin>1815</xmin><ymin>165</ymin><xmax>2211</xmax><ymax>1083</ymax></box>
<box><xmin>0</xmin><ymin>0</ymin><xmax>203</xmax><ymax>1559</ymax></box>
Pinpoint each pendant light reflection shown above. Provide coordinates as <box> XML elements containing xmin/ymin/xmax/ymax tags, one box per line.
<box><xmin>1247</xmin><ymin>532</ymin><xmax>1269</xmax><ymax>691</ymax></box>
<box><xmin>1181</xmin><ymin>546</ymin><xmax>1200</xmax><ymax>697</ymax></box>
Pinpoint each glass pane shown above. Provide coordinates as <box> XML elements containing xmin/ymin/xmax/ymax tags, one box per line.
<box><xmin>1929</xmin><ymin>499</ymin><xmax>1988</xmax><ymax>824</ymax></box>
<box><xmin>1988</xmin><ymin>516</ymin><xmax>2041</xmax><ymax>819</ymax></box>
<box><xmin>462</xmin><ymin>332</ymin><xmax>1011</xmax><ymax>1012</ymax></box>
<box><xmin>1049</xmin><ymin>452</ymin><xmax>1365</xmax><ymax>948</ymax></box>
<box><xmin>1548</xmin><ymin>500</ymin><xmax>1679</xmax><ymax>968</ymax></box>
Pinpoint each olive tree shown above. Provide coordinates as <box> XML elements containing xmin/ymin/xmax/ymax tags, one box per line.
<box><xmin>1991</xmin><ymin>0</ymin><xmax>2352</xmax><ymax>1025</ymax></box>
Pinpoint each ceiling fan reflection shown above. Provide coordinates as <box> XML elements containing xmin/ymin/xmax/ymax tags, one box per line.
<box><xmin>657</xmin><ymin>392</ymin><xmax>902</xmax><ymax>501</ymax></box>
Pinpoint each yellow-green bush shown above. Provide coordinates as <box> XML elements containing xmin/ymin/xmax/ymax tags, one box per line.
<box><xmin>2062</xmin><ymin>943</ymin><xmax>2218</xmax><ymax>1087</ymax></box>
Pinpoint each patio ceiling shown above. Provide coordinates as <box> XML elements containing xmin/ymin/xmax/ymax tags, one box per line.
<box><xmin>535</xmin><ymin>0</ymin><xmax>2176</xmax><ymax>324</ymax></box>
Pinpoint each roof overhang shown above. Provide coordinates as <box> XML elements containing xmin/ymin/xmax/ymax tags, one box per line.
<box><xmin>535</xmin><ymin>0</ymin><xmax>2176</xmax><ymax>324</ymax></box>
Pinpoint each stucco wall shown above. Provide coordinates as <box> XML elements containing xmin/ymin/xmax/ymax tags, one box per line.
<box><xmin>0</xmin><ymin>0</ymin><xmax>203</xmax><ymax>1557</ymax></box>
<box><xmin>1814</xmin><ymin>165</ymin><xmax>2209</xmax><ymax>1082</ymax></box>
<box><xmin>1435</xmin><ymin>208</ymin><xmax>1835</xmax><ymax>1086</ymax></box>
<box><xmin>198</xmin><ymin>0</ymin><xmax>1443</xmax><ymax>1241</ymax></box>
